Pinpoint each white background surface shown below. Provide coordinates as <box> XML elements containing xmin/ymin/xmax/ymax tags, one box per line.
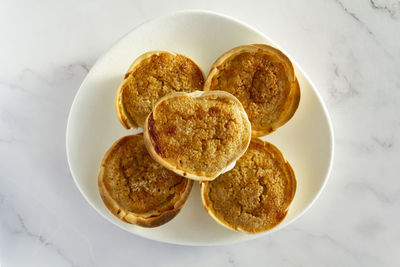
<box><xmin>0</xmin><ymin>0</ymin><xmax>399</xmax><ymax>266</ymax></box>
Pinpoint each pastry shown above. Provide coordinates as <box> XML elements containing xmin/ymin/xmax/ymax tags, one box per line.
<box><xmin>116</xmin><ymin>51</ymin><xmax>204</xmax><ymax>128</ymax></box>
<box><xmin>98</xmin><ymin>134</ymin><xmax>193</xmax><ymax>227</ymax></box>
<box><xmin>143</xmin><ymin>91</ymin><xmax>251</xmax><ymax>181</ymax></box>
<box><xmin>204</xmin><ymin>44</ymin><xmax>300</xmax><ymax>136</ymax></box>
<box><xmin>201</xmin><ymin>138</ymin><xmax>296</xmax><ymax>233</ymax></box>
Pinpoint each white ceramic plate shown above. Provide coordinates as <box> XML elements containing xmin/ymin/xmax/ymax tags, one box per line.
<box><xmin>66</xmin><ymin>10</ymin><xmax>334</xmax><ymax>245</ymax></box>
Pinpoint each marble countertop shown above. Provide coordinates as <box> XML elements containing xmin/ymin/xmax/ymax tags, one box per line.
<box><xmin>1</xmin><ymin>0</ymin><xmax>399</xmax><ymax>266</ymax></box>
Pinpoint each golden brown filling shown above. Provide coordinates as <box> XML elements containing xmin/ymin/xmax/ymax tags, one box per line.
<box><xmin>205</xmin><ymin>141</ymin><xmax>295</xmax><ymax>232</ymax></box>
<box><xmin>210</xmin><ymin>52</ymin><xmax>290</xmax><ymax>130</ymax></box>
<box><xmin>103</xmin><ymin>136</ymin><xmax>188</xmax><ymax>214</ymax></box>
<box><xmin>121</xmin><ymin>53</ymin><xmax>204</xmax><ymax>127</ymax></box>
<box><xmin>149</xmin><ymin>94</ymin><xmax>249</xmax><ymax>176</ymax></box>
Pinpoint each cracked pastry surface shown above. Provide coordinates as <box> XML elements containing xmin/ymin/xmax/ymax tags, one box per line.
<box><xmin>98</xmin><ymin>134</ymin><xmax>193</xmax><ymax>227</ymax></box>
<box><xmin>201</xmin><ymin>138</ymin><xmax>296</xmax><ymax>233</ymax></box>
<box><xmin>204</xmin><ymin>44</ymin><xmax>300</xmax><ymax>137</ymax></box>
<box><xmin>144</xmin><ymin>91</ymin><xmax>251</xmax><ymax>181</ymax></box>
<box><xmin>116</xmin><ymin>51</ymin><xmax>204</xmax><ymax>128</ymax></box>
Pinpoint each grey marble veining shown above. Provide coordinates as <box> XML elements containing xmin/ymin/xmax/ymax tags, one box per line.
<box><xmin>1</xmin><ymin>0</ymin><xmax>399</xmax><ymax>266</ymax></box>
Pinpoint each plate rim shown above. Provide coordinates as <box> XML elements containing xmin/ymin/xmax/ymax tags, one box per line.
<box><xmin>66</xmin><ymin>9</ymin><xmax>334</xmax><ymax>246</ymax></box>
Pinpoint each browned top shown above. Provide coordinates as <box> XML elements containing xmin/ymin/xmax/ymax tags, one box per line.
<box><xmin>208</xmin><ymin>49</ymin><xmax>295</xmax><ymax>134</ymax></box>
<box><xmin>121</xmin><ymin>53</ymin><xmax>204</xmax><ymax>127</ymax></box>
<box><xmin>202</xmin><ymin>139</ymin><xmax>296</xmax><ymax>233</ymax></box>
<box><xmin>101</xmin><ymin>135</ymin><xmax>189</xmax><ymax>214</ymax></box>
<box><xmin>147</xmin><ymin>92</ymin><xmax>251</xmax><ymax>178</ymax></box>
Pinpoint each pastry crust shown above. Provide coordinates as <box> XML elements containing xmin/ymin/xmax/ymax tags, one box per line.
<box><xmin>200</xmin><ymin>138</ymin><xmax>296</xmax><ymax>233</ymax></box>
<box><xmin>204</xmin><ymin>44</ymin><xmax>300</xmax><ymax>137</ymax></box>
<box><xmin>98</xmin><ymin>134</ymin><xmax>193</xmax><ymax>227</ymax></box>
<box><xmin>115</xmin><ymin>51</ymin><xmax>205</xmax><ymax>129</ymax></box>
<box><xmin>143</xmin><ymin>91</ymin><xmax>251</xmax><ymax>181</ymax></box>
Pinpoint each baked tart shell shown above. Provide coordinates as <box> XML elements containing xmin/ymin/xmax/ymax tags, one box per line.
<box><xmin>115</xmin><ymin>51</ymin><xmax>205</xmax><ymax>129</ymax></box>
<box><xmin>98</xmin><ymin>134</ymin><xmax>193</xmax><ymax>227</ymax></box>
<box><xmin>143</xmin><ymin>91</ymin><xmax>251</xmax><ymax>181</ymax></box>
<box><xmin>200</xmin><ymin>138</ymin><xmax>296</xmax><ymax>233</ymax></box>
<box><xmin>204</xmin><ymin>44</ymin><xmax>300</xmax><ymax>137</ymax></box>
